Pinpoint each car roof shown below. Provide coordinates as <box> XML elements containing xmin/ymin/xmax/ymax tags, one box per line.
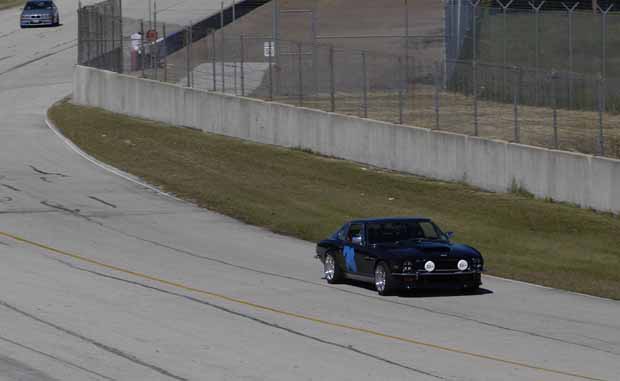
<box><xmin>349</xmin><ymin>217</ymin><xmax>432</xmax><ymax>224</ymax></box>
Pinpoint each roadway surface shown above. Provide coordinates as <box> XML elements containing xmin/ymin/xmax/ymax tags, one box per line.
<box><xmin>1</xmin><ymin>1</ymin><xmax>620</xmax><ymax>380</ymax></box>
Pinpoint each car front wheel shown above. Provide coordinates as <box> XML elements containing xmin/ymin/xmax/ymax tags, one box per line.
<box><xmin>374</xmin><ymin>262</ymin><xmax>394</xmax><ymax>296</ymax></box>
<box><xmin>324</xmin><ymin>253</ymin><xmax>342</xmax><ymax>284</ymax></box>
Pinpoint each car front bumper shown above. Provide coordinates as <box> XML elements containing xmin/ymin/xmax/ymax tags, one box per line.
<box><xmin>21</xmin><ymin>19</ymin><xmax>54</xmax><ymax>26</ymax></box>
<box><xmin>392</xmin><ymin>270</ymin><xmax>482</xmax><ymax>289</ymax></box>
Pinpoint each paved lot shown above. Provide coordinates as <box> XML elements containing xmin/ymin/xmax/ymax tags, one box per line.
<box><xmin>0</xmin><ymin>1</ymin><xmax>619</xmax><ymax>380</ymax></box>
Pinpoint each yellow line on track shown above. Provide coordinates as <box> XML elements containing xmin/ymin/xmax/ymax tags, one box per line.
<box><xmin>0</xmin><ymin>230</ymin><xmax>605</xmax><ymax>381</ymax></box>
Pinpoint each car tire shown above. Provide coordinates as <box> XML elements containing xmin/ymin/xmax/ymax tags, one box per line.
<box><xmin>374</xmin><ymin>262</ymin><xmax>394</xmax><ymax>296</ymax></box>
<box><xmin>324</xmin><ymin>252</ymin><xmax>342</xmax><ymax>284</ymax></box>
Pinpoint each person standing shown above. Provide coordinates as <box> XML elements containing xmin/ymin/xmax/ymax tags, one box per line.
<box><xmin>130</xmin><ymin>31</ymin><xmax>143</xmax><ymax>71</ymax></box>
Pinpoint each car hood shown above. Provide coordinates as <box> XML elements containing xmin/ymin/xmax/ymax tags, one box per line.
<box><xmin>379</xmin><ymin>241</ymin><xmax>480</xmax><ymax>259</ymax></box>
<box><xmin>21</xmin><ymin>9</ymin><xmax>54</xmax><ymax>16</ymax></box>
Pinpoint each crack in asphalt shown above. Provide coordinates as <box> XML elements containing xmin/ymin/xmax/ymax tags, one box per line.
<box><xmin>0</xmin><ymin>300</ymin><xmax>188</xmax><ymax>381</ymax></box>
<box><xmin>30</xmin><ymin>165</ymin><xmax>69</xmax><ymax>177</ymax></box>
<box><xmin>0</xmin><ymin>335</ymin><xmax>116</xmax><ymax>381</ymax></box>
<box><xmin>47</xmin><ymin>256</ymin><xmax>448</xmax><ymax>380</ymax></box>
<box><xmin>2</xmin><ymin>183</ymin><xmax>21</xmax><ymax>192</ymax></box>
<box><xmin>88</xmin><ymin>196</ymin><xmax>117</xmax><ymax>208</ymax></box>
<box><xmin>35</xmin><ymin>200</ymin><xmax>620</xmax><ymax>357</ymax></box>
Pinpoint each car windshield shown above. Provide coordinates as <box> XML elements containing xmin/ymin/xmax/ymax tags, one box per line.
<box><xmin>367</xmin><ymin>221</ymin><xmax>443</xmax><ymax>245</ymax></box>
<box><xmin>24</xmin><ymin>1</ymin><xmax>53</xmax><ymax>10</ymax></box>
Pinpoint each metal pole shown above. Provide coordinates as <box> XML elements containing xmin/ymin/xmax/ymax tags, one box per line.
<box><xmin>497</xmin><ymin>0</ymin><xmax>514</xmax><ymax>101</ymax></box>
<box><xmin>598</xmin><ymin>5</ymin><xmax>613</xmax><ymax>81</ymax></box>
<box><xmin>362</xmin><ymin>51</ymin><xmax>368</xmax><ymax>118</ymax></box>
<box><xmin>148</xmin><ymin>0</ymin><xmax>152</xmax><ymax>30</ymax></box>
<box><xmin>329</xmin><ymin>46</ymin><xmax>335</xmax><ymax>112</ymax></box>
<box><xmin>153</xmin><ymin>1</ymin><xmax>158</xmax><ymax>80</ymax></box>
<box><xmin>298</xmin><ymin>42</ymin><xmax>304</xmax><ymax>106</ymax></box>
<box><xmin>268</xmin><ymin>41</ymin><xmax>274</xmax><ymax>101</ymax></box>
<box><xmin>186</xmin><ymin>24</ymin><xmax>192</xmax><ymax>88</ymax></box>
<box><xmin>551</xmin><ymin>71</ymin><xmax>558</xmax><ymax>149</ymax></box>
<box><xmin>598</xmin><ymin>74</ymin><xmax>605</xmax><ymax>156</ymax></box>
<box><xmin>529</xmin><ymin>1</ymin><xmax>544</xmax><ymax>105</ymax></box>
<box><xmin>163</xmin><ymin>23</ymin><xmax>168</xmax><ymax>82</ymax></box>
<box><xmin>220</xmin><ymin>2</ymin><xmax>226</xmax><ymax>92</ymax></box>
<box><xmin>513</xmin><ymin>66</ymin><xmax>521</xmax><ymax>143</ymax></box>
<box><xmin>434</xmin><ymin>62</ymin><xmax>440</xmax><ymax>130</ymax></box>
<box><xmin>311</xmin><ymin>8</ymin><xmax>318</xmax><ymax>95</ymax></box>
<box><xmin>398</xmin><ymin>57</ymin><xmax>404</xmax><ymax>124</ymax></box>
<box><xmin>273</xmin><ymin>0</ymin><xmax>280</xmax><ymax>96</ymax></box>
<box><xmin>404</xmin><ymin>0</ymin><xmax>409</xmax><ymax>64</ymax></box>
<box><xmin>240</xmin><ymin>34</ymin><xmax>245</xmax><ymax>96</ymax></box>
<box><xmin>140</xmin><ymin>20</ymin><xmax>145</xmax><ymax>77</ymax></box>
<box><xmin>211</xmin><ymin>30</ymin><xmax>217</xmax><ymax>91</ymax></box>
<box><xmin>562</xmin><ymin>2</ymin><xmax>578</xmax><ymax>107</ymax></box>
<box><xmin>233</xmin><ymin>0</ymin><xmax>237</xmax><ymax>95</ymax></box>
<box><xmin>471</xmin><ymin>0</ymin><xmax>480</xmax><ymax>136</ymax></box>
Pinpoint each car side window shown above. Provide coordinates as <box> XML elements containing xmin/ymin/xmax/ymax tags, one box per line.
<box><xmin>336</xmin><ymin>225</ymin><xmax>348</xmax><ymax>241</ymax></box>
<box><xmin>346</xmin><ymin>223</ymin><xmax>364</xmax><ymax>245</ymax></box>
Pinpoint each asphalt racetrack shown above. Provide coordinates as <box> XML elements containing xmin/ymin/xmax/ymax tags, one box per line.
<box><xmin>1</xmin><ymin>1</ymin><xmax>620</xmax><ymax>380</ymax></box>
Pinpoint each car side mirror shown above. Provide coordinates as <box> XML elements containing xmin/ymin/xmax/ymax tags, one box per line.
<box><xmin>352</xmin><ymin>236</ymin><xmax>363</xmax><ymax>245</ymax></box>
<box><xmin>445</xmin><ymin>232</ymin><xmax>454</xmax><ymax>240</ymax></box>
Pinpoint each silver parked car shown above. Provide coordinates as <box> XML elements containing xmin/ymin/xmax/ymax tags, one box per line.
<box><xmin>20</xmin><ymin>0</ymin><xmax>60</xmax><ymax>28</ymax></box>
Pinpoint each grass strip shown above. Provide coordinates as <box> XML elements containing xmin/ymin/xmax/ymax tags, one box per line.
<box><xmin>48</xmin><ymin>100</ymin><xmax>620</xmax><ymax>300</ymax></box>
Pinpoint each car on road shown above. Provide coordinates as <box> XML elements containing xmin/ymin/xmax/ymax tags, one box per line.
<box><xmin>316</xmin><ymin>217</ymin><xmax>484</xmax><ymax>295</ymax></box>
<box><xmin>20</xmin><ymin>0</ymin><xmax>59</xmax><ymax>28</ymax></box>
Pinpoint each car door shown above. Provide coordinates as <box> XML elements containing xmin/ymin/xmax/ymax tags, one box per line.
<box><xmin>341</xmin><ymin>223</ymin><xmax>365</xmax><ymax>275</ymax></box>
<box><xmin>354</xmin><ymin>223</ymin><xmax>379</xmax><ymax>277</ymax></box>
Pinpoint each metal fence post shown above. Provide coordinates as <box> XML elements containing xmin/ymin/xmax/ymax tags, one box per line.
<box><xmin>513</xmin><ymin>66</ymin><xmax>521</xmax><ymax>143</ymax></box>
<box><xmin>211</xmin><ymin>30</ymin><xmax>217</xmax><ymax>91</ymax></box>
<box><xmin>240</xmin><ymin>34</ymin><xmax>245</xmax><ymax>96</ymax></box>
<box><xmin>562</xmin><ymin>2</ymin><xmax>577</xmax><ymax>107</ymax></box>
<box><xmin>471</xmin><ymin>0</ymin><xmax>480</xmax><ymax>136</ymax></box>
<box><xmin>497</xmin><ymin>0</ymin><xmax>514</xmax><ymax>101</ymax></box>
<box><xmin>434</xmin><ymin>62</ymin><xmax>440</xmax><ymax>130</ymax></box>
<box><xmin>311</xmin><ymin>9</ymin><xmax>318</xmax><ymax>95</ymax></box>
<box><xmin>598</xmin><ymin>74</ymin><xmax>605</xmax><ymax>156</ymax></box>
<box><xmin>329</xmin><ymin>45</ymin><xmax>335</xmax><ymax>112</ymax></box>
<box><xmin>268</xmin><ymin>41</ymin><xmax>274</xmax><ymax>101</ymax></box>
<box><xmin>551</xmin><ymin>71</ymin><xmax>558</xmax><ymax>149</ymax></box>
<box><xmin>404</xmin><ymin>0</ymin><xmax>409</xmax><ymax>64</ymax></box>
<box><xmin>298</xmin><ymin>42</ymin><xmax>304</xmax><ymax>106</ymax></box>
<box><xmin>398</xmin><ymin>57</ymin><xmax>404</xmax><ymax>124</ymax></box>
<box><xmin>361</xmin><ymin>51</ymin><xmax>368</xmax><ymax>118</ymax></box>
<box><xmin>186</xmin><ymin>24</ymin><xmax>193</xmax><ymax>88</ymax></box>
<box><xmin>220</xmin><ymin>2</ymin><xmax>226</xmax><ymax>92</ymax></box>
<box><xmin>599</xmin><ymin>5</ymin><xmax>613</xmax><ymax>83</ymax></box>
<box><xmin>529</xmin><ymin>1</ymin><xmax>544</xmax><ymax>105</ymax></box>
<box><xmin>163</xmin><ymin>23</ymin><xmax>168</xmax><ymax>82</ymax></box>
<box><xmin>140</xmin><ymin>20</ymin><xmax>145</xmax><ymax>77</ymax></box>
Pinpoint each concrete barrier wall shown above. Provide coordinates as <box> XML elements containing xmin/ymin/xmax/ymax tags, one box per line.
<box><xmin>73</xmin><ymin>65</ymin><xmax>620</xmax><ymax>214</ymax></box>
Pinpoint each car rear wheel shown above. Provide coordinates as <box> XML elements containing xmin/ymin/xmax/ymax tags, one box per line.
<box><xmin>324</xmin><ymin>253</ymin><xmax>342</xmax><ymax>284</ymax></box>
<box><xmin>374</xmin><ymin>262</ymin><xmax>394</xmax><ymax>296</ymax></box>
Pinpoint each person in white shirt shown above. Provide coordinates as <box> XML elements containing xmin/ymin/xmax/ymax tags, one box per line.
<box><xmin>130</xmin><ymin>32</ymin><xmax>143</xmax><ymax>71</ymax></box>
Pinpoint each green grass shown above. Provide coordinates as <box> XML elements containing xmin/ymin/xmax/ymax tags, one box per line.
<box><xmin>0</xmin><ymin>0</ymin><xmax>24</xmax><ymax>10</ymax></box>
<box><xmin>48</xmin><ymin>100</ymin><xmax>620</xmax><ymax>299</ymax></box>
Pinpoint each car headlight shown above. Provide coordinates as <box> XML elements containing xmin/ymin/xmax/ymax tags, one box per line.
<box><xmin>457</xmin><ymin>259</ymin><xmax>469</xmax><ymax>271</ymax></box>
<box><xmin>424</xmin><ymin>260</ymin><xmax>435</xmax><ymax>272</ymax></box>
<box><xmin>403</xmin><ymin>260</ymin><xmax>413</xmax><ymax>273</ymax></box>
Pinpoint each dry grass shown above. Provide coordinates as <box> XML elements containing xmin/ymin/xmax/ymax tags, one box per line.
<box><xmin>49</xmin><ymin>100</ymin><xmax>620</xmax><ymax>300</ymax></box>
<box><xmin>268</xmin><ymin>85</ymin><xmax>620</xmax><ymax>159</ymax></box>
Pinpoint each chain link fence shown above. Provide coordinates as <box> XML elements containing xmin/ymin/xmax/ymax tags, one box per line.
<box><xmin>79</xmin><ymin>0</ymin><xmax>620</xmax><ymax>159</ymax></box>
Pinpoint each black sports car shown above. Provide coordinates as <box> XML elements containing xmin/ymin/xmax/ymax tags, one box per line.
<box><xmin>316</xmin><ymin>217</ymin><xmax>484</xmax><ymax>295</ymax></box>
